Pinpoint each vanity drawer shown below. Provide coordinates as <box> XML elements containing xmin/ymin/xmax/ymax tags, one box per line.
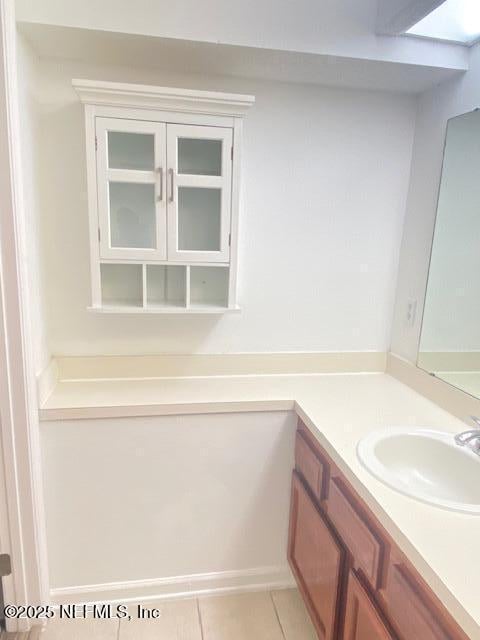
<box><xmin>295</xmin><ymin>431</ymin><xmax>326</xmax><ymax>501</ymax></box>
<box><xmin>382</xmin><ymin>561</ymin><xmax>451</xmax><ymax>640</ymax></box>
<box><xmin>327</xmin><ymin>476</ymin><xmax>384</xmax><ymax>588</ymax></box>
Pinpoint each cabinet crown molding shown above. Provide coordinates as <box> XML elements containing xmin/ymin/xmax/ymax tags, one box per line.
<box><xmin>72</xmin><ymin>79</ymin><xmax>255</xmax><ymax>117</ymax></box>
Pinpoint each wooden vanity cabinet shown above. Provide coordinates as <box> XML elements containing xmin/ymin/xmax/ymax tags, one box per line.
<box><xmin>289</xmin><ymin>420</ymin><xmax>470</xmax><ymax>640</ymax></box>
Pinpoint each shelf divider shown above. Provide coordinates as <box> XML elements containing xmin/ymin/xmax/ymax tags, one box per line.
<box><xmin>142</xmin><ymin>263</ymin><xmax>147</xmax><ymax>309</ymax></box>
<box><xmin>186</xmin><ymin>265</ymin><xmax>191</xmax><ymax>309</ymax></box>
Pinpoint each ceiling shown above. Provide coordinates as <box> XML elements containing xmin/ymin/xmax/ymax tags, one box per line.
<box><xmin>18</xmin><ymin>22</ymin><xmax>465</xmax><ymax>95</ymax></box>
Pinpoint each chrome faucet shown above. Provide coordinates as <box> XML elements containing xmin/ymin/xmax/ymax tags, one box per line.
<box><xmin>454</xmin><ymin>416</ymin><xmax>480</xmax><ymax>455</ymax></box>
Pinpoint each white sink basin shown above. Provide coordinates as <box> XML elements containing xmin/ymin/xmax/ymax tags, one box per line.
<box><xmin>357</xmin><ymin>428</ymin><xmax>480</xmax><ymax>514</ymax></box>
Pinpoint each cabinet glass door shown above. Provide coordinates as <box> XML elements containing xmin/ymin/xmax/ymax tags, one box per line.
<box><xmin>166</xmin><ymin>124</ymin><xmax>233</xmax><ymax>262</ymax></box>
<box><xmin>96</xmin><ymin>118</ymin><xmax>167</xmax><ymax>260</ymax></box>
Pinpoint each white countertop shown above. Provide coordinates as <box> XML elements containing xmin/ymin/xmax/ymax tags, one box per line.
<box><xmin>41</xmin><ymin>372</ymin><xmax>479</xmax><ymax>638</ymax></box>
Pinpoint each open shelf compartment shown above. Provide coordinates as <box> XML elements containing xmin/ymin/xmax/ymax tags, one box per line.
<box><xmin>189</xmin><ymin>266</ymin><xmax>229</xmax><ymax>309</ymax></box>
<box><xmin>97</xmin><ymin>263</ymin><xmax>232</xmax><ymax>313</ymax></box>
<box><xmin>100</xmin><ymin>263</ymin><xmax>143</xmax><ymax>309</ymax></box>
<box><xmin>146</xmin><ymin>265</ymin><xmax>187</xmax><ymax>309</ymax></box>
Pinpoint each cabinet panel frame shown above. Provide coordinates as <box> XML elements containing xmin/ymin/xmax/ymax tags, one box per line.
<box><xmin>166</xmin><ymin>123</ymin><xmax>233</xmax><ymax>263</ymax></box>
<box><xmin>95</xmin><ymin>117</ymin><xmax>167</xmax><ymax>261</ymax></box>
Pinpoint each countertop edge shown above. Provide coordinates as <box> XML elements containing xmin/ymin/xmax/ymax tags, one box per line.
<box><xmin>39</xmin><ymin>398</ymin><xmax>296</xmax><ymax>421</ymax></box>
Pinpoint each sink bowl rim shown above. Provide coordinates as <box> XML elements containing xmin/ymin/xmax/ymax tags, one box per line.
<box><xmin>357</xmin><ymin>427</ymin><xmax>480</xmax><ymax>515</ymax></box>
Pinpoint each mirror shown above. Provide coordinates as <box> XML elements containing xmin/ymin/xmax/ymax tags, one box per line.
<box><xmin>418</xmin><ymin>109</ymin><xmax>480</xmax><ymax>398</ymax></box>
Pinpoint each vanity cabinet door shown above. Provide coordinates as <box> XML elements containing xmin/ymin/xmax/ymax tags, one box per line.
<box><xmin>327</xmin><ymin>476</ymin><xmax>384</xmax><ymax>589</ymax></box>
<box><xmin>344</xmin><ymin>571</ymin><xmax>396</xmax><ymax>640</ymax></box>
<box><xmin>166</xmin><ymin>124</ymin><xmax>233</xmax><ymax>263</ymax></box>
<box><xmin>288</xmin><ymin>472</ymin><xmax>345</xmax><ymax>640</ymax></box>
<box><xmin>382</xmin><ymin>560</ymin><xmax>451</xmax><ymax>640</ymax></box>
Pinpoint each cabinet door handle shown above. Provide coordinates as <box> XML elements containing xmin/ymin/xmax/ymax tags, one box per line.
<box><xmin>158</xmin><ymin>167</ymin><xmax>163</xmax><ymax>202</ymax></box>
<box><xmin>169</xmin><ymin>168</ymin><xmax>175</xmax><ymax>203</ymax></box>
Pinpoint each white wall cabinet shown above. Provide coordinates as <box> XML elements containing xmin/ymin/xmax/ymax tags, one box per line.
<box><xmin>74</xmin><ymin>80</ymin><xmax>254</xmax><ymax>313</ymax></box>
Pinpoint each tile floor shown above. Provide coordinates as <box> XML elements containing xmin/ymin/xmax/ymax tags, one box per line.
<box><xmin>2</xmin><ymin>588</ymin><xmax>316</xmax><ymax>640</ymax></box>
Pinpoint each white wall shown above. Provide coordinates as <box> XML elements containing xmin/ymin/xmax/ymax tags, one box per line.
<box><xmin>42</xmin><ymin>411</ymin><xmax>296</xmax><ymax>591</ymax></box>
<box><xmin>32</xmin><ymin>55</ymin><xmax>415</xmax><ymax>359</ymax></box>
<box><xmin>16</xmin><ymin>35</ymin><xmax>50</xmax><ymax>374</ymax></box>
<box><xmin>391</xmin><ymin>42</ymin><xmax>480</xmax><ymax>363</ymax></box>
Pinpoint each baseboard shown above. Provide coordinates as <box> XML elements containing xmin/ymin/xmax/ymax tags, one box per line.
<box><xmin>49</xmin><ymin>565</ymin><xmax>295</xmax><ymax>605</ymax></box>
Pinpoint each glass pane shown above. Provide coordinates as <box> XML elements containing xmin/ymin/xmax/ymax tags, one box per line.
<box><xmin>178</xmin><ymin>187</ymin><xmax>221</xmax><ymax>252</ymax></box>
<box><xmin>109</xmin><ymin>182</ymin><xmax>156</xmax><ymax>249</ymax></box>
<box><xmin>178</xmin><ymin>138</ymin><xmax>222</xmax><ymax>176</ymax></box>
<box><xmin>108</xmin><ymin>131</ymin><xmax>154</xmax><ymax>170</ymax></box>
